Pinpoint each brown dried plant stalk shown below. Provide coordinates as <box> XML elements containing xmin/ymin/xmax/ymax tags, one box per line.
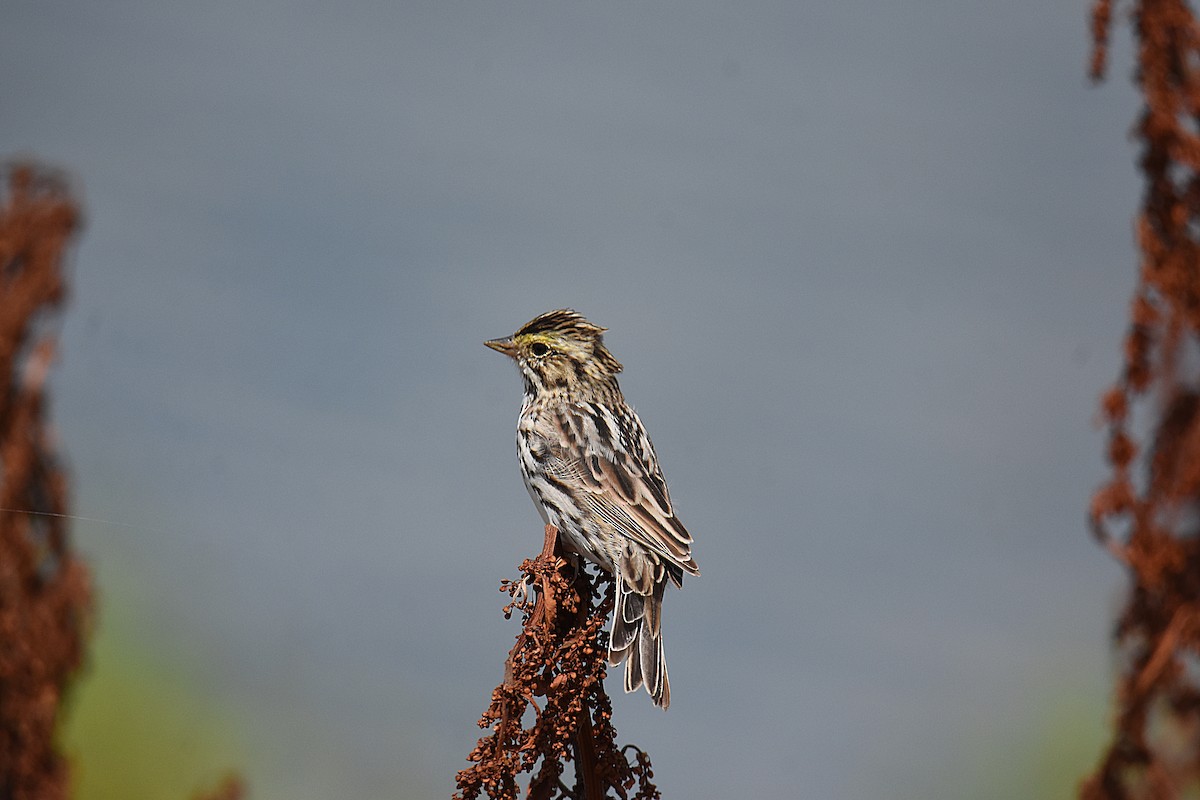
<box><xmin>0</xmin><ymin>163</ymin><xmax>91</xmax><ymax>800</ymax></box>
<box><xmin>1083</xmin><ymin>2</ymin><xmax>1200</xmax><ymax>797</ymax></box>
<box><xmin>455</xmin><ymin>525</ymin><xmax>660</xmax><ymax>800</ymax></box>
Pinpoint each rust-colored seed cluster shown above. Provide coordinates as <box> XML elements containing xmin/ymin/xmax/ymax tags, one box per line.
<box><xmin>1083</xmin><ymin>2</ymin><xmax>1200</xmax><ymax>797</ymax></box>
<box><xmin>0</xmin><ymin>164</ymin><xmax>91</xmax><ymax>800</ymax></box>
<box><xmin>455</xmin><ymin>525</ymin><xmax>660</xmax><ymax>800</ymax></box>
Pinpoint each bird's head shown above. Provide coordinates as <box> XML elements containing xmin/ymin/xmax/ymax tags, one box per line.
<box><xmin>486</xmin><ymin>309</ymin><xmax>623</xmax><ymax>398</ymax></box>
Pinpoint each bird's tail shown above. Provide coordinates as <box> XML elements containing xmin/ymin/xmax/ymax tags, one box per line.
<box><xmin>610</xmin><ymin>572</ymin><xmax>671</xmax><ymax>709</ymax></box>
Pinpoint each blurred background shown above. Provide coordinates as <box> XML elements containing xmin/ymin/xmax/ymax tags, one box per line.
<box><xmin>3</xmin><ymin>2</ymin><xmax>1138</xmax><ymax>797</ymax></box>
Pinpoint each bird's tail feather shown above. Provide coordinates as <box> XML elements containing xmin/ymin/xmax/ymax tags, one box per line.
<box><xmin>611</xmin><ymin>573</ymin><xmax>670</xmax><ymax>709</ymax></box>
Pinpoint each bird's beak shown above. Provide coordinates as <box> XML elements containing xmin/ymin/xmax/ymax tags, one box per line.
<box><xmin>485</xmin><ymin>337</ymin><xmax>518</xmax><ymax>358</ymax></box>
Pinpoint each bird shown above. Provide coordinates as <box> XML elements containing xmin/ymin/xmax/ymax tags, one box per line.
<box><xmin>485</xmin><ymin>309</ymin><xmax>699</xmax><ymax>708</ymax></box>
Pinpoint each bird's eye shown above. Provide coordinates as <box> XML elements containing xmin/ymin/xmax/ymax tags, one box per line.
<box><xmin>530</xmin><ymin>342</ymin><xmax>550</xmax><ymax>356</ymax></box>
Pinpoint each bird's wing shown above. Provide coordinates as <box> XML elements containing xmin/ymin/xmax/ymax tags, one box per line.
<box><xmin>542</xmin><ymin>402</ymin><xmax>698</xmax><ymax>577</ymax></box>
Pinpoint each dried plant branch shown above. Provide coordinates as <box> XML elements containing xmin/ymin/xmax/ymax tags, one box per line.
<box><xmin>191</xmin><ymin>775</ymin><xmax>246</xmax><ymax>800</ymax></box>
<box><xmin>455</xmin><ymin>525</ymin><xmax>661</xmax><ymax>800</ymax></box>
<box><xmin>0</xmin><ymin>162</ymin><xmax>90</xmax><ymax>800</ymax></box>
<box><xmin>1083</xmin><ymin>3</ymin><xmax>1200</xmax><ymax>797</ymax></box>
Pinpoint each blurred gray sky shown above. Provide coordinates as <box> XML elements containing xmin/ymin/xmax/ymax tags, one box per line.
<box><xmin>4</xmin><ymin>1</ymin><xmax>1140</xmax><ymax>797</ymax></box>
